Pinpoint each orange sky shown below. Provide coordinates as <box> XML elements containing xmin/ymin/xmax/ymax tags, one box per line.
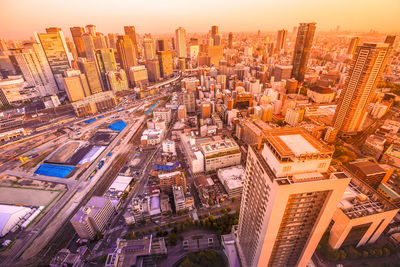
<box><xmin>0</xmin><ymin>0</ymin><xmax>399</xmax><ymax>40</ymax></box>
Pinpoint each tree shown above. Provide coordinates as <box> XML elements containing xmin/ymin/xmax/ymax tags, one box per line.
<box><xmin>362</xmin><ymin>250</ymin><xmax>369</xmax><ymax>258</ymax></box>
<box><xmin>339</xmin><ymin>249</ymin><xmax>347</xmax><ymax>260</ymax></box>
<box><xmin>383</xmin><ymin>247</ymin><xmax>391</xmax><ymax>256</ymax></box>
<box><xmin>168</xmin><ymin>232</ymin><xmax>177</xmax><ymax>246</ymax></box>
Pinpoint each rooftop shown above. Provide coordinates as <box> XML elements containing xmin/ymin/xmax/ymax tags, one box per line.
<box><xmin>217</xmin><ymin>165</ymin><xmax>245</xmax><ymax>190</ymax></box>
<box><xmin>263</xmin><ymin>127</ymin><xmax>333</xmax><ymax>158</ymax></box>
<box><xmin>348</xmin><ymin>160</ymin><xmax>386</xmax><ymax>176</ymax></box>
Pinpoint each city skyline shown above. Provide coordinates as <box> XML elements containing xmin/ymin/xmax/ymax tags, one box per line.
<box><xmin>1</xmin><ymin>0</ymin><xmax>400</xmax><ymax>39</ymax></box>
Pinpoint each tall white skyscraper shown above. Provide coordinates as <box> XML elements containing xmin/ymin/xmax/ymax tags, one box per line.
<box><xmin>237</xmin><ymin>128</ymin><xmax>350</xmax><ymax>267</ymax></box>
<box><xmin>11</xmin><ymin>41</ymin><xmax>58</xmax><ymax>96</ymax></box>
<box><xmin>175</xmin><ymin>27</ymin><xmax>187</xmax><ymax>58</ymax></box>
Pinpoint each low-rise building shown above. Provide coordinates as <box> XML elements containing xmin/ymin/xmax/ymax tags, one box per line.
<box><xmin>217</xmin><ymin>165</ymin><xmax>245</xmax><ymax>198</ymax></box>
<box><xmin>103</xmin><ymin>176</ymin><xmax>133</xmax><ymax>209</ymax></box>
<box><xmin>173</xmin><ymin>185</ymin><xmax>186</xmax><ymax>212</ymax></box>
<box><xmin>328</xmin><ymin>171</ymin><xmax>399</xmax><ymax>249</ymax></box>
<box><xmin>141</xmin><ymin>128</ymin><xmax>164</xmax><ymax>145</ymax></box>
<box><xmin>180</xmin><ymin>133</ymin><xmax>205</xmax><ymax>174</ymax></box>
<box><xmin>153</xmin><ymin>108</ymin><xmax>172</xmax><ymax>124</ymax></box>
<box><xmin>71</xmin><ymin>91</ymin><xmax>117</xmax><ymax>117</ymax></box>
<box><xmin>162</xmin><ymin>139</ymin><xmax>176</xmax><ymax>155</ymax></box>
<box><xmin>347</xmin><ymin>160</ymin><xmax>388</xmax><ymax>189</ymax></box>
<box><xmin>362</xmin><ymin>135</ymin><xmax>386</xmax><ymax>160</ymax></box>
<box><xmin>307</xmin><ymin>85</ymin><xmax>335</xmax><ymax>103</ymax></box>
<box><xmin>158</xmin><ymin>171</ymin><xmax>187</xmax><ymax>193</ymax></box>
<box><xmin>199</xmin><ymin>138</ymin><xmax>241</xmax><ymax>172</ymax></box>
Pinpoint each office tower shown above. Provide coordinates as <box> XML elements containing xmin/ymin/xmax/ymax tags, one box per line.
<box><xmin>157</xmin><ymin>51</ymin><xmax>173</xmax><ymax>78</ymax></box>
<box><xmin>124</xmin><ymin>26</ymin><xmax>138</xmax><ymax>54</ymax></box>
<box><xmin>347</xmin><ymin>37</ymin><xmax>360</xmax><ymax>55</ymax></box>
<box><xmin>214</xmin><ymin>34</ymin><xmax>222</xmax><ymax>46</ymax></box>
<box><xmin>71</xmin><ymin>196</ymin><xmax>115</xmax><ymax>240</ymax></box>
<box><xmin>180</xmin><ymin>92</ymin><xmax>196</xmax><ymax>113</ymax></box>
<box><xmin>10</xmin><ymin>41</ymin><xmax>58</xmax><ymax>96</ymax></box>
<box><xmin>190</xmin><ymin>38</ymin><xmax>199</xmax><ymax>46</ymax></box>
<box><xmin>129</xmin><ymin>65</ymin><xmax>148</xmax><ymax>87</ymax></box>
<box><xmin>228</xmin><ymin>32</ymin><xmax>233</xmax><ymax>49</ymax></box>
<box><xmin>85</xmin><ymin>24</ymin><xmax>97</xmax><ymax>36</ymax></box>
<box><xmin>0</xmin><ymin>39</ymin><xmax>8</xmax><ymax>51</ymax></box>
<box><xmin>211</xmin><ymin>25</ymin><xmax>218</xmax><ymax>39</ymax></box>
<box><xmin>70</xmin><ymin>27</ymin><xmax>86</xmax><ymax>58</ymax></box>
<box><xmin>274</xmin><ymin>64</ymin><xmax>292</xmax><ymax>81</ymax></box>
<box><xmin>384</xmin><ymin>35</ymin><xmax>397</xmax><ymax>47</ymax></box>
<box><xmin>116</xmin><ymin>35</ymin><xmax>137</xmax><ymax>78</ymax></box>
<box><xmin>237</xmin><ymin>128</ymin><xmax>351</xmax><ymax>267</ymax></box>
<box><xmin>35</xmin><ymin>27</ymin><xmax>72</xmax><ymax>89</ymax></box>
<box><xmin>107</xmin><ymin>33</ymin><xmax>117</xmax><ymax>49</ymax></box>
<box><xmin>276</xmin><ymin>29</ymin><xmax>288</xmax><ymax>52</ymax></box>
<box><xmin>156</xmin><ymin>39</ymin><xmax>168</xmax><ymax>52</ymax></box>
<box><xmin>63</xmin><ymin>71</ymin><xmax>91</xmax><ymax>102</ymax></box>
<box><xmin>175</xmin><ymin>27</ymin><xmax>187</xmax><ymax>58</ymax></box>
<box><xmin>66</xmin><ymin>40</ymin><xmax>78</xmax><ymax>61</ymax></box>
<box><xmin>77</xmin><ymin>59</ymin><xmax>102</xmax><ymax>94</ymax></box>
<box><xmin>107</xmin><ymin>69</ymin><xmax>129</xmax><ymax>92</ymax></box>
<box><xmin>201</xmin><ymin>102</ymin><xmax>211</xmax><ymax>119</ymax></box>
<box><xmin>291</xmin><ymin>22</ymin><xmax>316</xmax><ymax>82</ymax></box>
<box><xmin>146</xmin><ymin>59</ymin><xmax>160</xmax><ymax>82</ymax></box>
<box><xmin>143</xmin><ymin>38</ymin><xmax>156</xmax><ymax>60</ymax></box>
<box><xmin>93</xmin><ymin>33</ymin><xmax>107</xmax><ymax>49</ymax></box>
<box><xmin>82</xmin><ymin>33</ymin><xmax>96</xmax><ymax>61</ymax></box>
<box><xmin>95</xmin><ymin>48</ymin><xmax>117</xmax><ymax>90</ymax></box>
<box><xmin>332</xmin><ymin>43</ymin><xmax>390</xmax><ymax>134</ymax></box>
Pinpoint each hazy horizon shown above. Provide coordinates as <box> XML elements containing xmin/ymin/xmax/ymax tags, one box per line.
<box><xmin>1</xmin><ymin>0</ymin><xmax>399</xmax><ymax>40</ymax></box>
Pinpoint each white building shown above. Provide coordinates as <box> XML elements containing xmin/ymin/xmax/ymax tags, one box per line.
<box><xmin>180</xmin><ymin>133</ymin><xmax>205</xmax><ymax>174</ymax></box>
<box><xmin>153</xmin><ymin>108</ymin><xmax>172</xmax><ymax>124</ymax></box>
<box><xmin>199</xmin><ymin>138</ymin><xmax>241</xmax><ymax>172</ymax></box>
<box><xmin>217</xmin><ymin>165</ymin><xmax>245</xmax><ymax>198</ymax></box>
<box><xmin>141</xmin><ymin>128</ymin><xmax>164</xmax><ymax>145</ymax></box>
<box><xmin>0</xmin><ymin>204</ymin><xmax>32</xmax><ymax>237</ymax></box>
<box><xmin>175</xmin><ymin>27</ymin><xmax>187</xmax><ymax>58</ymax></box>
<box><xmin>173</xmin><ymin>185</ymin><xmax>186</xmax><ymax>212</ymax></box>
<box><xmin>162</xmin><ymin>140</ymin><xmax>176</xmax><ymax>155</ymax></box>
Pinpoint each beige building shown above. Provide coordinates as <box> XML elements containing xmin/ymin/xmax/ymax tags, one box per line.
<box><xmin>153</xmin><ymin>108</ymin><xmax>172</xmax><ymax>124</ymax></box>
<box><xmin>199</xmin><ymin>138</ymin><xmax>241</xmax><ymax>172</ymax></box>
<box><xmin>237</xmin><ymin>127</ymin><xmax>351</xmax><ymax>267</ymax></box>
<box><xmin>70</xmin><ymin>196</ymin><xmax>115</xmax><ymax>240</ymax></box>
<box><xmin>157</xmin><ymin>51</ymin><xmax>173</xmax><ymax>78</ymax></box>
<box><xmin>107</xmin><ymin>69</ymin><xmax>129</xmax><ymax>92</ymax></box>
<box><xmin>0</xmin><ymin>76</ymin><xmax>39</xmax><ymax>106</ymax></box>
<box><xmin>71</xmin><ymin>91</ymin><xmax>117</xmax><ymax>117</ymax></box>
<box><xmin>328</xmin><ymin>170</ymin><xmax>399</xmax><ymax>249</ymax></box>
<box><xmin>128</xmin><ymin>65</ymin><xmax>148</xmax><ymax>87</ymax></box>
<box><xmin>63</xmin><ymin>72</ymin><xmax>90</xmax><ymax>102</ymax></box>
<box><xmin>307</xmin><ymin>85</ymin><xmax>335</xmax><ymax>103</ymax></box>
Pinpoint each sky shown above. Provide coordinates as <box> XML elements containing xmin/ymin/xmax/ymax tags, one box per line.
<box><xmin>0</xmin><ymin>0</ymin><xmax>399</xmax><ymax>40</ymax></box>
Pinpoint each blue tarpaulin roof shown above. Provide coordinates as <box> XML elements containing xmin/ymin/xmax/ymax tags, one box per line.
<box><xmin>34</xmin><ymin>164</ymin><xmax>75</xmax><ymax>178</ymax></box>
<box><xmin>84</xmin><ymin>118</ymin><xmax>96</xmax><ymax>124</ymax></box>
<box><xmin>155</xmin><ymin>162</ymin><xmax>179</xmax><ymax>170</ymax></box>
<box><xmin>98</xmin><ymin>115</ymin><xmax>104</xmax><ymax>119</ymax></box>
<box><xmin>108</xmin><ymin>120</ymin><xmax>127</xmax><ymax>131</ymax></box>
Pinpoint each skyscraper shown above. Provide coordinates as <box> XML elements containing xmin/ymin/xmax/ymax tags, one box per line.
<box><xmin>10</xmin><ymin>41</ymin><xmax>58</xmax><ymax>96</ymax></box>
<box><xmin>70</xmin><ymin>27</ymin><xmax>86</xmax><ymax>58</ymax></box>
<box><xmin>116</xmin><ymin>35</ymin><xmax>137</xmax><ymax>78</ymax></box>
<box><xmin>82</xmin><ymin>33</ymin><xmax>96</xmax><ymax>61</ymax></box>
<box><xmin>35</xmin><ymin>27</ymin><xmax>72</xmax><ymax>89</ymax></box>
<box><xmin>276</xmin><ymin>29</ymin><xmax>288</xmax><ymax>53</ymax></box>
<box><xmin>93</xmin><ymin>33</ymin><xmax>107</xmax><ymax>49</ymax></box>
<box><xmin>291</xmin><ymin>23</ymin><xmax>316</xmax><ymax>82</ymax></box>
<box><xmin>63</xmin><ymin>70</ymin><xmax>91</xmax><ymax>102</ymax></box>
<box><xmin>77</xmin><ymin>59</ymin><xmax>102</xmax><ymax>94</ymax></box>
<box><xmin>347</xmin><ymin>37</ymin><xmax>360</xmax><ymax>55</ymax></box>
<box><xmin>228</xmin><ymin>32</ymin><xmax>233</xmax><ymax>49</ymax></box>
<box><xmin>146</xmin><ymin>59</ymin><xmax>160</xmax><ymax>82</ymax></box>
<box><xmin>156</xmin><ymin>39</ymin><xmax>168</xmax><ymax>52</ymax></box>
<box><xmin>237</xmin><ymin>128</ymin><xmax>350</xmax><ymax>267</ymax></box>
<box><xmin>95</xmin><ymin>48</ymin><xmax>117</xmax><ymax>90</ymax></box>
<box><xmin>143</xmin><ymin>38</ymin><xmax>156</xmax><ymax>60</ymax></box>
<box><xmin>384</xmin><ymin>35</ymin><xmax>397</xmax><ymax>47</ymax></box>
<box><xmin>175</xmin><ymin>27</ymin><xmax>187</xmax><ymax>58</ymax></box>
<box><xmin>157</xmin><ymin>51</ymin><xmax>173</xmax><ymax>78</ymax></box>
<box><xmin>124</xmin><ymin>26</ymin><xmax>138</xmax><ymax>55</ymax></box>
<box><xmin>107</xmin><ymin>33</ymin><xmax>117</xmax><ymax>50</ymax></box>
<box><xmin>85</xmin><ymin>24</ymin><xmax>97</xmax><ymax>36</ymax></box>
<box><xmin>332</xmin><ymin>43</ymin><xmax>390</xmax><ymax>134</ymax></box>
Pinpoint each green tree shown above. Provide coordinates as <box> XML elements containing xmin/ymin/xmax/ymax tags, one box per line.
<box><xmin>168</xmin><ymin>232</ymin><xmax>177</xmax><ymax>246</ymax></box>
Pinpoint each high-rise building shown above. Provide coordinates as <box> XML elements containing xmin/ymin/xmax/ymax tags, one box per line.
<box><xmin>156</xmin><ymin>39</ymin><xmax>168</xmax><ymax>52</ymax></box>
<box><xmin>180</xmin><ymin>92</ymin><xmax>196</xmax><ymax>113</ymax></box>
<box><xmin>107</xmin><ymin>33</ymin><xmax>117</xmax><ymax>50</ymax></box>
<box><xmin>211</xmin><ymin>25</ymin><xmax>218</xmax><ymax>40</ymax></box>
<box><xmin>82</xmin><ymin>33</ymin><xmax>96</xmax><ymax>61</ymax></box>
<box><xmin>237</xmin><ymin>128</ymin><xmax>351</xmax><ymax>267</ymax></box>
<box><xmin>291</xmin><ymin>23</ymin><xmax>316</xmax><ymax>82</ymax></box>
<box><xmin>157</xmin><ymin>51</ymin><xmax>173</xmax><ymax>78</ymax></box>
<box><xmin>276</xmin><ymin>29</ymin><xmax>288</xmax><ymax>53</ymax></box>
<box><xmin>143</xmin><ymin>38</ymin><xmax>156</xmax><ymax>60</ymax></box>
<box><xmin>63</xmin><ymin>70</ymin><xmax>91</xmax><ymax>102</ymax></box>
<box><xmin>129</xmin><ymin>65</ymin><xmax>148</xmax><ymax>87</ymax></box>
<box><xmin>10</xmin><ymin>41</ymin><xmax>58</xmax><ymax>96</ymax></box>
<box><xmin>228</xmin><ymin>32</ymin><xmax>233</xmax><ymax>49</ymax></box>
<box><xmin>0</xmin><ymin>39</ymin><xmax>8</xmax><ymax>51</ymax></box>
<box><xmin>85</xmin><ymin>24</ymin><xmax>96</xmax><ymax>36</ymax></box>
<box><xmin>124</xmin><ymin>26</ymin><xmax>138</xmax><ymax>54</ymax></box>
<box><xmin>93</xmin><ymin>33</ymin><xmax>107</xmax><ymax>49</ymax></box>
<box><xmin>274</xmin><ymin>64</ymin><xmax>292</xmax><ymax>81</ymax></box>
<box><xmin>35</xmin><ymin>27</ymin><xmax>72</xmax><ymax>89</ymax></box>
<box><xmin>384</xmin><ymin>35</ymin><xmax>397</xmax><ymax>47</ymax></box>
<box><xmin>175</xmin><ymin>27</ymin><xmax>187</xmax><ymax>58</ymax></box>
<box><xmin>70</xmin><ymin>27</ymin><xmax>86</xmax><ymax>58</ymax></box>
<box><xmin>116</xmin><ymin>35</ymin><xmax>137</xmax><ymax>79</ymax></box>
<box><xmin>348</xmin><ymin>37</ymin><xmax>361</xmax><ymax>55</ymax></box>
<box><xmin>333</xmin><ymin>43</ymin><xmax>390</xmax><ymax>134</ymax></box>
<box><xmin>77</xmin><ymin>59</ymin><xmax>102</xmax><ymax>94</ymax></box>
<box><xmin>95</xmin><ymin>48</ymin><xmax>117</xmax><ymax>90</ymax></box>
<box><xmin>201</xmin><ymin>102</ymin><xmax>211</xmax><ymax>119</ymax></box>
<box><xmin>146</xmin><ymin>59</ymin><xmax>160</xmax><ymax>82</ymax></box>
